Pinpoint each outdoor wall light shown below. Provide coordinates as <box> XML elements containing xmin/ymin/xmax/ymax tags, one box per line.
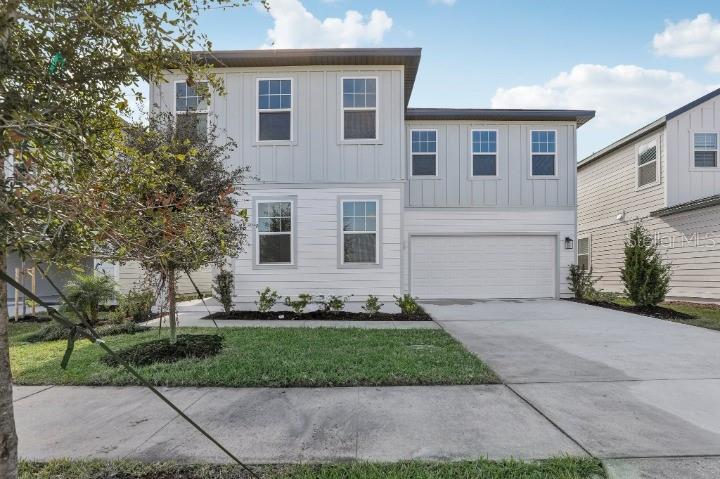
<box><xmin>564</xmin><ymin>237</ymin><xmax>574</xmax><ymax>250</ymax></box>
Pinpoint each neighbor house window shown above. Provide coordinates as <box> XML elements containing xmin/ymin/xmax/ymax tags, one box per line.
<box><xmin>256</xmin><ymin>200</ymin><xmax>293</xmax><ymax>265</ymax></box>
<box><xmin>257</xmin><ymin>79</ymin><xmax>292</xmax><ymax>141</ymax></box>
<box><xmin>531</xmin><ymin>130</ymin><xmax>556</xmax><ymax>176</ymax></box>
<box><xmin>637</xmin><ymin>139</ymin><xmax>658</xmax><ymax>188</ymax></box>
<box><xmin>577</xmin><ymin>237</ymin><xmax>590</xmax><ymax>270</ymax></box>
<box><xmin>411</xmin><ymin>130</ymin><xmax>437</xmax><ymax>176</ymax></box>
<box><xmin>472</xmin><ymin>130</ymin><xmax>497</xmax><ymax>176</ymax></box>
<box><xmin>175</xmin><ymin>81</ymin><xmax>208</xmax><ymax>141</ymax></box>
<box><xmin>341</xmin><ymin>200</ymin><xmax>379</xmax><ymax>264</ymax></box>
<box><xmin>342</xmin><ymin>78</ymin><xmax>377</xmax><ymax>140</ymax></box>
<box><xmin>694</xmin><ymin>133</ymin><xmax>718</xmax><ymax>168</ymax></box>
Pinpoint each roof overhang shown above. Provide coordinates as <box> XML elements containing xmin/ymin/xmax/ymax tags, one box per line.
<box><xmin>578</xmin><ymin>118</ymin><xmax>666</xmax><ymax>170</ymax></box>
<box><xmin>191</xmin><ymin>48</ymin><xmax>422</xmax><ymax>106</ymax></box>
<box><xmin>405</xmin><ymin>108</ymin><xmax>595</xmax><ymax>126</ymax></box>
<box><xmin>650</xmin><ymin>194</ymin><xmax>720</xmax><ymax>218</ymax></box>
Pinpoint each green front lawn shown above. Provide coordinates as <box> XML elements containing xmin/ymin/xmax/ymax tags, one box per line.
<box><xmin>613</xmin><ymin>297</ymin><xmax>720</xmax><ymax>331</ymax></box>
<box><xmin>10</xmin><ymin>323</ymin><xmax>497</xmax><ymax>387</ymax></box>
<box><xmin>21</xmin><ymin>457</ymin><xmax>606</xmax><ymax>479</ymax></box>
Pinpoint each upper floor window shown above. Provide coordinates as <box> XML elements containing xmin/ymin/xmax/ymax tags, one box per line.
<box><xmin>175</xmin><ymin>81</ymin><xmax>208</xmax><ymax>142</ymax></box>
<box><xmin>341</xmin><ymin>200</ymin><xmax>379</xmax><ymax>264</ymax></box>
<box><xmin>637</xmin><ymin>139</ymin><xmax>658</xmax><ymax>188</ymax></box>
<box><xmin>256</xmin><ymin>200</ymin><xmax>293</xmax><ymax>265</ymax></box>
<box><xmin>694</xmin><ymin>133</ymin><xmax>718</xmax><ymax>168</ymax></box>
<box><xmin>258</xmin><ymin>79</ymin><xmax>292</xmax><ymax>141</ymax></box>
<box><xmin>531</xmin><ymin>130</ymin><xmax>556</xmax><ymax>176</ymax></box>
<box><xmin>472</xmin><ymin>130</ymin><xmax>497</xmax><ymax>176</ymax></box>
<box><xmin>577</xmin><ymin>237</ymin><xmax>590</xmax><ymax>270</ymax></box>
<box><xmin>342</xmin><ymin>78</ymin><xmax>377</xmax><ymax>140</ymax></box>
<box><xmin>411</xmin><ymin>130</ymin><xmax>437</xmax><ymax>176</ymax></box>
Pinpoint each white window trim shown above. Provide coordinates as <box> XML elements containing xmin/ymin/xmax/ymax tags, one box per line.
<box><xmin>577</xmin><ymin>236</ymin><xmax>591</xmax><ymax>270</ymax></box>
<box><xmin>529</xmin><ymin>129</ymin><xmax>559</xmax><ymax>179</ymax></box>
<box><xmin>173</xmin><ymin>79</ymin><xmax>211</xmax><ymax>135</ymax></box>
<box><xmin>340</xmin><ymin>76</ymin><xmax>380</xmax><ymax>143</ymax></box>
<box><xmin>691</xmin><ymin>131</ymin><xmax>719</xmax><ymax>170</ymax></box>
<box><xmin>470</xmin><ymin>128</ymin><xmax>500</xmax><ymax>179</ymax></box>
<box><xmin>338</xmin><ymin>198</ymin><xmax>381</xmax><ymax>268</ymax></box>
<box><xmin>256</xmin><ymin>77</ymin><xmax>293</xmax><ymax>143</ymax></box>
<box><xmin>636</xmin><ymin>138</ymin><xmax>660</xmax><ymax>190</ymax></box>
<box><xmin>254</xmin><ymin>198</ymin><xmax>296</xmax><ymax>268</ymax></box>
<box><xmin>410</xmin><ymin>128</ymin><xmax>439</xmax><ymax>177</ymax></box>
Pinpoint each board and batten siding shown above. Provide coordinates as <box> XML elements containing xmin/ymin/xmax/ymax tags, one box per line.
<box><xmin>402</xmin><ymin>208</ymin><xmax>576</xmax><ymax>297</ymax></box>
<box><xmin>233</xmin><ymin>185</ymin><xmax>402</xmax><ymax>302</ymax></box>
<box><xmin>578</xmin><ymin>126</ymin><xmax>720</xmax><ymax>300</ymax></box>
<box><xmin>405</xmin><ymin>121</ymin><xmax>577</xmax><ymax>208</ymax></box>
<box><xmin>666</xmin><ymin>95</ymin><xmax>720</xmax><ymax>206</ymax></box>
<box><xmin>151</xmin><ymin>66</ymin><xmax>405</xmax><ymax>184</ymax></box>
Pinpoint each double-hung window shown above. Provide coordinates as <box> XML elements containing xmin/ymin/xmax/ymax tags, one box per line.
<box><xmin>341</xmin><ymin>200</ymin><xmax>379</xmax><ymax>264</ymax></box>
<box><xmin>411</xmin><ymin>130</ymin><xmax>437</xmax><ymax>176</ymax></box>
<box><xmin>342</xmin><ymin>78</ymin><xmax>377</xmax><ymax>140</ymax></box>
<box><xmin>531</xmin><ymin>130</ymin><xmax>556</xmax><ymax>176</ymax></box>
<box><xmin>472</xmin><ymin>130</ymin><xmax>497</xmax><ymax>176</ymax></box>
<box><xmin>175</xmin><ymin>81</ymin><xmax>209</xmax><ymax>142</ymax></box>
<box><xmin>256</xmin><ymin>200</ymin><xmax>293</xmax><ymax>265</ymax></box>
<box><xmin>637</xmin><ymin>139</ymin><xmax>658</xmax><ymax>188</ymax></box>
<box><xmin>694</xmin><ymin>133</ymin><xmax>718</xmax><ymax>168</ymax></box>
<box><xmin>258</xmin><ymin>79</ymin><xmax>292</xmax><ymax>141</ymax></box>
<box><xmin>577</xmin><ymin>237</ymin><xmax>590</xmax><ymax>270</ymax></box>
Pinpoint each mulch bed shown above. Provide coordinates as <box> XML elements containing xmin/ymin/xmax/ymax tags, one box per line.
<box><xmin>11</xmin><ymin>314</ymin><xmax>52</xmax><ymax>323</ymax></box>
<box><xmin>203</xmin><ymin>310</ymin><xmax>432</xmax><ymax>322</ymax></box>
<box><xmin>103</xmin><ymin>334</ymin><xmax>223</xmax><ymax>367</ymax></box>
<box><xmin>567</xmin><ymin>298</ymin><xmax>696</xmax><ymax>320</ymax></box>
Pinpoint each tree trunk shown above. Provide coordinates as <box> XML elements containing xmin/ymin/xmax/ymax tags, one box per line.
<box><xmin>168</xmin><ymin>266</ymin><xmax>177</xmax><ymax>344</ymax></box>
<box><xmin>0</xmin><ymin>250</ymin><xmax>18</xmax><ymax>479</ymax></box>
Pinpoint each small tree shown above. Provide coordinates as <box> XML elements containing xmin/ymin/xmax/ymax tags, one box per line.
<box><xmin>567</xmin><ymin>264</ymin><xmax>602</xmax><ymax>300</ymax></box>
<box><xmin>621</xmin><ymin>222</ymin><xmax>671</xmax><ymax>307</ymax></box>
<box><xmin>63</xmin><ymin>273</ymin><xmax>117</xmax><ymax>325</ymax></box>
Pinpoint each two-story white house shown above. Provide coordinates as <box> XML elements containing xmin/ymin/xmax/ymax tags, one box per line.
<box><xmin>578</xmin><ymin>89</ymin><xmax>720</xmax><ymax>302</ymax></box>
<box><xmin>150</xmin><ymin>48</ymin><xmax>594</xmax><ymax>303</ymax></box>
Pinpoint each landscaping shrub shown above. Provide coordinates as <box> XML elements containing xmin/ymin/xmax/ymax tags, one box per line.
<box><xmin>362</xmin><ymin>295</ymin><xmax>383</xmax><ymax>315</ymax></box>
<box><xmin>621</xmin><ymin>222</ymin><xmax>671</xmax><ymax>307</ymax></box>
<box><xmin>25</xmin><ymin>321</ymin><xmax>149</xmax><ymax>343</ymax></box>
<box><xmin>256</xmin><ymin>287</ymin><xmax>280</xmax><ymax>312</ymax></box>
<box><xmin>63</xmin><ymin>273</ymin><xmax>118</xmax><ymax>325</ymax></box>
<box><xmin>567</xmin><ymin>264</ymin><xmax>602</xmax><ymax>300</ymax></box>
<box><xmin>284</xmin><ymin>293</ymin><xmax>313</xmax><ymax>314</ymax></box>
<box><xmin>212</xmin><ymin>269</ymin><xmax>234</xmax><ymax>313</ymax></box>
<box><xmin>111</xmin><ymin>287</ymin><xmax>156</xmax><ymax>323</ymax></box>
<box><xmin>317</xmin><ymin>295</ymin><xmax>350</xmax><ymax>312</ymax></box>
<box><xmin>394</xmin><ymin>294</ymin><xmax>421</xmax><ymax>316</ymax></box>
<box><xmin>102</xmin><ymin>334</ymin><xmax>223</xmax><ymax>366</ymax></box>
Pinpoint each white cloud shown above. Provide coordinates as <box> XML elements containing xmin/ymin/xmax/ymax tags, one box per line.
<box><xmin>262</xmin><ymin>0</ymin><xmax>392</xmax><ymax>48</ymax></box>
<box><xmin>653</xmin><ymin>13</ymin><xmax>720</xmax><ymax>72</ymax></box>
<box><xmin>430</xmin><ymin>0</ymin><xmax>456</xmax><ymax>5</ymax></box>
<box><xmin>491</xmin><ymin>64</ymin><xmax>713</xmax><ymax>129</ymax></box>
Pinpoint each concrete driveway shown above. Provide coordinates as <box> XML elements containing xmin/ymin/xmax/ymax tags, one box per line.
<box><xmin>423</xmin><ymin>299</ymin><xmax>720</xmax><ymax>478</ymax></box>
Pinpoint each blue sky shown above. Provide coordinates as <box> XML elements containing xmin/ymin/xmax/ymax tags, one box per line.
<box><xmin>186</xmin><ymin>0</ymin><xmax>720</xmax><ymax>159</ymax></box>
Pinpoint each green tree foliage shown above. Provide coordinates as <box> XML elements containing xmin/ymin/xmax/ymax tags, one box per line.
<box><xmin>63</xmin><ymin>273</ymin><xmax>118</xmax><ymax>325</ymax></box>
<box><xmin>567</xmin><ymin>264</ymin><xmax>602</xmax><ymax>300</ymax></box>
<box><xmin>621</xmin><ymin>223</ymin><xmax>672</xmax><ymax>307</ymax></box>
<box><xmin>213</xmin><ymin>269</ymin><xmax>234</xmax><ymax>314</ymax></box>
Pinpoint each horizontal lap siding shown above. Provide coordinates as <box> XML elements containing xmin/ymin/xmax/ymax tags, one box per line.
<box><xmin>233</xmin><ymin>186</ymin><xmax>402</xmax><ymax>301</ymax></box>
<box><xmin>402</xmin><ymin>208</ymin><xmax>576</xmax><ymax>297</ymax></box>
<box><xmin>117</xmin><ymin>262</ymin><xmax>213</xmax><ymax>295</ymax></box>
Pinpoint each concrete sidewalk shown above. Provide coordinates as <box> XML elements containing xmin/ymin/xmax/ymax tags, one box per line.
<box><xmin>14</xmin><ymin>384</ymin><xmax>583</xmax><ymax>463</ymax></box>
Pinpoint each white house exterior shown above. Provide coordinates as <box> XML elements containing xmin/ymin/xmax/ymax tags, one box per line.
<box><xmin>150</xmin><ymin>48</ymin><xmax>594</xmax><ymax>302</ymax></box>
<box><xmin>578</xmin><ymin>89</ymin><xmax>720</xmax><ymax>301</ymax></box>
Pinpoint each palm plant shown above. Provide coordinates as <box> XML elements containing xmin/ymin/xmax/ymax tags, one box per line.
<box><xmin>63</xmin><ymin>273</ymin><xmax>118</xmax><ymax>325</ymax></box>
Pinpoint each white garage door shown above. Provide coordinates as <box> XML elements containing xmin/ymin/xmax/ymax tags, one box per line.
<box><xmin>410</xmin><ymin>235</ymin><xmax>557</xmax><ymax>299</ymax></box>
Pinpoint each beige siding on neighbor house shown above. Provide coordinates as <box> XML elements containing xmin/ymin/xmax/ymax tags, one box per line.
<box><xmin>666</xmin><ymin>96</ymin><xmax>720</xmax><ymax>206</ymax></box>
<box><xmin>578</xmin><ymin>126</ymin><xmax>720</xmax><ymax>300</ymax></box>
<box><xmin>151</xmin><ymin>66</ymin><xmax>405</xmax><ymax>184</ymax></box>
<box><xmin>117</xmin><ymin>262</ymin><xmax>213</xmax><ymax>295</ymax></box>
<box><xmin>405</xmin><ymin>121</ymin><xmax>577</xmax><ymax>208</ymax></box>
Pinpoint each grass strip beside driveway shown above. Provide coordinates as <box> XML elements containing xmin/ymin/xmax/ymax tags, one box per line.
<box><xmin>10</xmin><ymin>324</ymin><xmax>498</xmax><ymax>387</ymax></box>
<box><xmin>21</xmin><ymin>457</ymin><xmax>605</xmax><ymax>479</ymax></box>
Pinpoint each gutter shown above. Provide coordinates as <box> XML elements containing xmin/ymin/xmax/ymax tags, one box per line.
<box><xmin>650</xmin><ymin>194</ymin><xmax>720</xmax><ymax>217</ymax></box>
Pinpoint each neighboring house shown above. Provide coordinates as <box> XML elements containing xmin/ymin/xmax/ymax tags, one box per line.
<box><xmin>150</xmin><ymin>48</ymin><xmax>594</xmax><ymax>302</ymax></box>
<box><xmin>96</xmin><ymin>262</ymin><xmax>213</xmax><ymax>296</ymax></box>
<box><xmin>578</xmin><ymin>89</ymin><xmax>720</xmax><ymax>301</ymax></box>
